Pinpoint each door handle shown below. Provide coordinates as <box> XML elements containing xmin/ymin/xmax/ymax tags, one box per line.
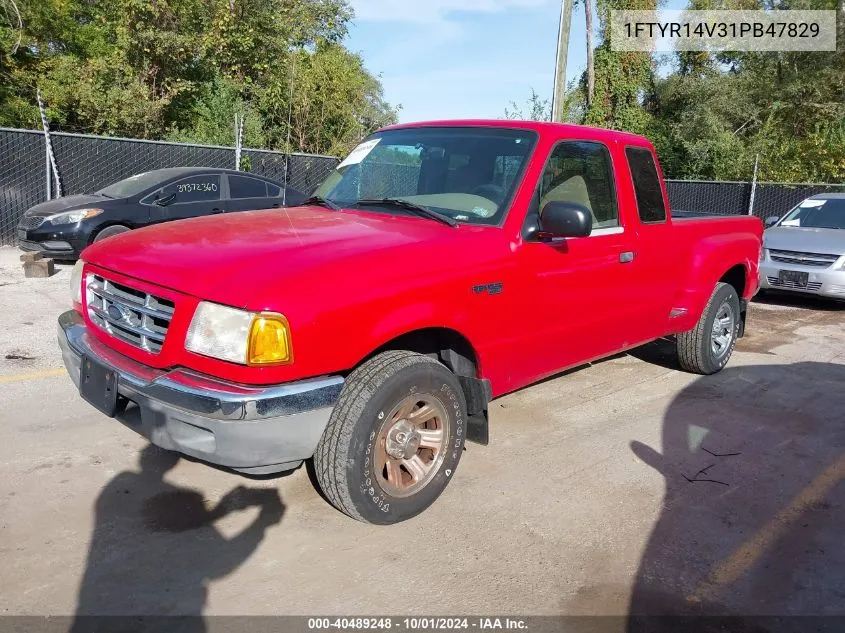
<box><xmin>619</xmin><ymin>251</ymin><xmax>636</xmax><ymax>263</ymax></box>
<box><xmin>211</xmin><ymin>208</ymin><xmax>224</xmax><ymax>214</ymax></box>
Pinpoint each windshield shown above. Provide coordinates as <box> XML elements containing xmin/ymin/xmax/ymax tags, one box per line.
<box><xmin>97</xmin><ymin>171</ymin><xmax>168</xmax><ymax>198</ymax></box>
<box><xmin>779</xmin><ymin>198</ymin><xmax>845</xmax><ymax>230</ymax></box>
<box><xmin>313</xmin><ymin>127</ymin><xmax>538</xmax><ymax>225</ymax></box>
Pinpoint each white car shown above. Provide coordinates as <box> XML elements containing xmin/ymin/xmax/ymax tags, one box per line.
<box><xmin>759</xmin><ymin>194</ymin><xmax>845</xmax><ymax>299</ymax></box>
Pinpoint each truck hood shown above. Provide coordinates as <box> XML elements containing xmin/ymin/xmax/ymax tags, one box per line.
<box><xmin>81</xmin><ymin>206</ymin><xmax>472</xmax><ymax>307</ymax></box>
<box><xmin>764</xmin><ymin>226</ymin><xmax>845</xmax><ymax>255</ymax></box>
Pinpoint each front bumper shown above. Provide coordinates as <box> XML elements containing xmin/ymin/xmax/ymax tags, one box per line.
<box><xmin>18</xmin><ymin>220</ymin><xmax>88</xmax><ymax>259</ymax></box>
<box><xmin>759</xmin><ymin>261</ymin><xmax>845</xmax><ymax>299</ymax></box>
<box><xmin>58</xmin><ymin>310</ymin><xmax>344</xmax><ymax>474</ymax></box>
<box><xmin>19</xmin><ymin>239</ymin><xmax>80</xmax><ymax>259</ymax></box>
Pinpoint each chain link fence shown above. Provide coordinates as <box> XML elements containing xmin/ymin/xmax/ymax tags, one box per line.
<box><xmin>0</xmin><ymin>127</ymin><xmax>339</xmax><ymax>245</ymax></box>
<box><xmin>3</xmin><ymin>127</ymin><xmax>843</xmax><ymax>246</ymax></box>
<box><xmin>665</xmin><ymin>179</ymin><xmax>845</xmax><ymax>220</ymax></box>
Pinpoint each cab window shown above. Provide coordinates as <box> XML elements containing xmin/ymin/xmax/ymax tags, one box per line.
<box><xmin>538</xmin><ymin>141</ymin><xmax>618</xmax><ymax>229</ymax></box>
<box><xmin>626</xmin><ymin>147</ymin><xmax>666</xmax><ymax>223</ymax></box>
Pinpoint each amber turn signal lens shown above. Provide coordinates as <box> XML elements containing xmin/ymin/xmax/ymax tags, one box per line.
<box><xmin>247</xmin><ymin>313</ymin><xmax>292</xmax><ymax>365</ymax></box>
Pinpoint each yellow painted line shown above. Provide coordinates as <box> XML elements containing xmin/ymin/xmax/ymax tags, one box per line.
<box><xmin>0</xmin><ymin>368</ymin><xmax>67</xmax><ymax>383</ymax></box>
<box><xmin>689</xmin><ymin>453</ymin><xmax>845</xmax><ymax>604</ymax></box>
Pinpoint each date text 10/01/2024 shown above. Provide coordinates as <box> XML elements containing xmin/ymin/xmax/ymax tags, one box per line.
<box><xmin>307</xmin><ymin>618</ymin><xmax>529</xmax><ymax>630</ymax></box>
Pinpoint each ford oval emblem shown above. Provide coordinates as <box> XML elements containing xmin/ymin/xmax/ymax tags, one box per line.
<box><xmin>107</xmin><ymin>304</ymin><xmax>125</xmax><ymax>321</ymax></box>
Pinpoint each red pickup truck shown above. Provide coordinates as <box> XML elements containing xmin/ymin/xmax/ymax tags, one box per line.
<box><xmin>59</xmin><ymin>120</ymin><xmax>762</xmax><ymax>524</ymax></box>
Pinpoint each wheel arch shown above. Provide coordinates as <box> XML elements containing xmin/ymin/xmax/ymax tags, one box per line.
<box><xmin>358</xmin><ymin>326</ymin><xmax>490</xmax><ymax>445</ymax></box>
<box><xmin>668</xmin><ymin>251</ymin><xmax>756</xmax><ymax>335</ymax></box>
<box><xmin>719</xmin><ymin>263</ymin><xmax>748</xmax><ymax>299</ymax></box>
<box><xmin>364</xmin><ymin>326</ymin><xmax>481</xmax><ymax>378</ymax></box>
<box><xmin>89</xmin><ymin>222</ymin><xmax>133</xmax><ymax>244</ymax></box>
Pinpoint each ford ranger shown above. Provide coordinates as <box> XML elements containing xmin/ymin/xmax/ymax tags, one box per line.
<box><xmin>58</xmin><ymin>120</ymin><xmax>763</xmax><ymax>524</ymax></box>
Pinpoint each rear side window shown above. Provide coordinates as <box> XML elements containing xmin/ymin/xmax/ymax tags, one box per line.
<box><xmin>626</xmin><ymin>147</ymin><xmax>666</xmax><ymax>223</ymax></box>
<box><xmin>267</xmin><ymin>183</ymin><xmax>281</xmax><ymax>197</ymax></box>
<box><xmin>229</xmin><ymin>175</ymin><xmax>268</xmax><ymax>199</ymax></box>
<box><xmin>160</xmin><ymin>175</ymin><xmax>221</xmax><ymax>203</ymax></box>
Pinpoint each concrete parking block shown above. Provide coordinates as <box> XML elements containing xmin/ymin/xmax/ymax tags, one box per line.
<box><xmin>23</xmin><ymin>258</ymin><xmax>56</xmax><ymax>278</ymax></box>
<box><xmin>20</xmin><ymin>251</ymin><xmax>43</xmax><ymax>262</ymax></box>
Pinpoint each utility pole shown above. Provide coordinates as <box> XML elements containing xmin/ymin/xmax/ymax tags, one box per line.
<box><xmin>551</xmin><ymin>0</ymin><xmax>573</xmax><ymax>123</ymax></box>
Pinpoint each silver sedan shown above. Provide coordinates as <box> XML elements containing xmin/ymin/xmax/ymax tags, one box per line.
<box><xmin>759</xmin><ymin>194</ymin><xmax>845</xmax><ymax>299</ymax></box>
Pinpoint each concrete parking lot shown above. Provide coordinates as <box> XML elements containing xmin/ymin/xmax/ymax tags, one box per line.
<box><xmin>1</xmin><ymin>246</ymin><xmax>843</xmax><ymax>620</ymax></box>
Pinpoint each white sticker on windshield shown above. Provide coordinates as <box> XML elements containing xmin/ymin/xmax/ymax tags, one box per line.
<box><xmin>338</xmin><ymin>138</ymin><xmax>381</xmax><ymax>169</ymax></box>
<box><xmin>800</xmin><ymin>199</ymin><xmax>826</xmax><ymax>208</ymax></box>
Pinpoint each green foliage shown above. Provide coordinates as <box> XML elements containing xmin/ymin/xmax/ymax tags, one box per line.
<box><xmin>583</xmin><ymin>0</ymin><xmax>656</xmax><ymax>134</ymax></box>
<box><xmin>504</xmin><ymin>89</ymin><xmax>552</xmax><ymax>121</ymax></box>
<box><xmin>0</xmin><ymin>0</ymin><xmax>397</xmax><ymax>154</ymax></box>
<box><xmin>546</xmin><ymin>0</ymin><xmax>845</xmax><ymax>182</ymax></box>
<box><xmin>167</xmin><ymin>75</ymin><xmax>265</xmax><ymax>148</ymax></box>
<box><xmin>260</xmin><ymin>43</ymin><xmax>397</xmax><ymax>156</ymax></box>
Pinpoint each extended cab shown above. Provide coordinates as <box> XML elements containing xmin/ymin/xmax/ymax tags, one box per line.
<box><xmin>58</xmin><ymin>121</ymin><xmax>763</xmax><ymax>524</ymax></box>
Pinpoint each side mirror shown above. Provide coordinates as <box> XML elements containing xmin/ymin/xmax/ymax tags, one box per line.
<box><xmin>155</xmin><ymin>193</ymin><xmax>176</xmax><ymax>207</ymax></box>
<box><xmin>764</xmin><ymin>216</ymin><xmax>779</xmax><ymax>227</ymax></box>
<box><xmin>539</xmin><ymin>201</ymin><xmax>593</xmax><ymax>238</ymax></box>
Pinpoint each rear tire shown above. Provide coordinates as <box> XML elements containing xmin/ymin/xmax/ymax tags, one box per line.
<box><xmin>93</xmin><ymin>225</ymin><xmax>130</xmax><ymax>242</ymax></box>
<box><xmin>677</xmin><ymin>282</ymin><xmax>741</xmax><ymax>375</ymax></box>
<box><xmin>313</xmin><ymin>350</ymin><xmax>467</xmax><ymax>524</ymax></box>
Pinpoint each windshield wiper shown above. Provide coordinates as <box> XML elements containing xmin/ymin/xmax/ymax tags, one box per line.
<box><xmin>354</xmin><ymin>198</ymin><xmax>458</xmax><ymax>227</ymax></box>
<box><xmin>304</xmin><ymin>195</ymin><xmax>341</xmax><ymax>211</ymax></box>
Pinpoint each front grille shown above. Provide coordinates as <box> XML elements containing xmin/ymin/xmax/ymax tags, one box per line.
<box><xmin>769</xmin><ymin>249</ymin><xmax>839</xmax><ymax>268</ymax></box>
<box><xmin>18</xmin><ymin>215</ymin><xmax>46</xmax><ymax>230</ymax></box>
<box><xmin>767</xmin><ymin>276</ymin><xmax>823</xmax><ymax>292</ymax></box>
<box><xmin>86</xmin><ymin>274</ymin><xmax>175</xmax><ymax>354</ymax></box>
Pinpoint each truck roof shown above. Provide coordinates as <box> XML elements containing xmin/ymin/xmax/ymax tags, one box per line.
<box><xmin>381</xmin><ymin>119</ymin><xmax>652</xmax><ymax>146</ymax></box>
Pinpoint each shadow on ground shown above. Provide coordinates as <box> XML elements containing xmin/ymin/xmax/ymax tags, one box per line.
<box><xmin>70</xmin><ymin>445</ymin><xmax>284</xmax><ymax>632</ymax></box>
<box><xmin>753</xmin><ymin>291</ymin><xmax>845</xmax><ymax>312</ymax></box>
<box><xmin>627</xmin><ymin>337</ymin><xmax>681</xmax><ymax>371</ymax></box>
<box><xmin>627</xmin><ymin>361</ymin><xmax>845</xmax><ymax>631</ymax></box>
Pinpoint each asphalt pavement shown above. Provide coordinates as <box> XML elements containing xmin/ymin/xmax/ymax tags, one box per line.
<box><xmin>1</xmin><ymin>246</ymin><xmax>843</xmax><ymax>622</ymax></box>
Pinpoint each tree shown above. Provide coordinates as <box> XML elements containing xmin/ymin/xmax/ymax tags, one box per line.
<box><xmin>259</xmin><ymin>43</ymin><xmax>397</xmax><ymax>156</ymax></box>
<box><xmin>504</xmin><ymin>89</ymin><xmax>552</xmax><ymax>121</ymax></box>
<box><xmin>0</xmin><ymin>0</ymin><xmax>397</xmax><ymax>154</ymax></box>
<box><xmin>526</xmin><ymin>0</ymin><xmax>845</xmax><ymax>182</ymax></box>
<box><xmin>651</xmin><ymin>0</ymin><xmax>845</xmax><ymax>181</ymax></box>
<box><xmin>583</xmin><ymin>0</ymin><xmax>656</xmax><ymax>132</ymax></box>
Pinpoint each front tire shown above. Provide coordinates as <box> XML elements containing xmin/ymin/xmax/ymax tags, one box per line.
<box><xmin>313</xmin><ymin>350</ymin><xmax>467</xmax><ymax>524</ymax></box>
<box><xmin>677</xmin><ymin>282</ymin><xmax>741</xmax><ymax>375</ymax></box>
<box><xmin>93</xmin><ymin>224</ymin><xmax>130</xmax><ymax>242</ymax></box>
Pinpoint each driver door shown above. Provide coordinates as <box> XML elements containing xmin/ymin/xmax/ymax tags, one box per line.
<box><xmin>513</xmin><ymin>140</ymin><xmax>641</xmax><ymax>386</ymax></box>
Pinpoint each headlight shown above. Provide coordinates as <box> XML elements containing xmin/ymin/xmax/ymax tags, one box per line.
<box><xmin>185</xmin><ymin>302</ymin><xmax>292</xmax><ymax>366</ymax></box>
<box><xmin>47</xmin><ymin>208</ymin><xmax>104</xmax><ymax>225</ymax></box>
<box><xmin>70</xmin><ymin>259</ymin><xmax>85</xmax><ymax>305</ymax></box>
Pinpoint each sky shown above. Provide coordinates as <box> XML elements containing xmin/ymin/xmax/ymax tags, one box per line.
<box><xmin>345</xmin><ymin>0</ymin><xmax>584</xmax><ymax>123</ymax></box>
<box><xmin>345</xmin><ymin>0</ymin><xmax>686</xmax><ymax>124</ymax></box>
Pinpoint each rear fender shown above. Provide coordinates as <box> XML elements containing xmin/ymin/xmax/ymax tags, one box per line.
<box><xmin>666</xmin><ymin>234</ymin><xmax>759</xmax><ymax>334</ymax></box>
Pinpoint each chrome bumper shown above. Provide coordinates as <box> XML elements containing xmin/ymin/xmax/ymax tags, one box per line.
<box><xmin>58</xmin><ymin>310</ymin><xmax>343</xmax><ymax>474</ymax></box>
<box><xmin>759</xmin><ymin>262</ymin><xmax>845</xmax><ymax>299</ymax></box>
